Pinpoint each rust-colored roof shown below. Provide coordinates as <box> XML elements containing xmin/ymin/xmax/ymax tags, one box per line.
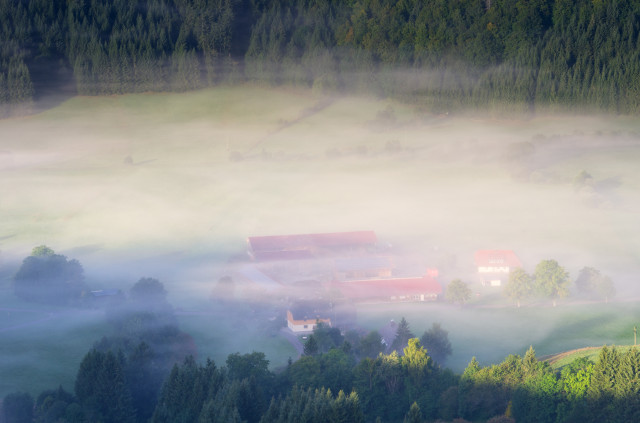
<box><xmin>334</xmin><ymin>256</ymin><xmax>393</xmax><ymax>272</ymax></box>
<box><xmin>251</xmin><ymin>250</ymin><xmax>314</xmax><ymax>261</ymax></box>
<box><xmin>332</xmin><ymin>275</ymin><xmax>442</xmax><ymax>299</ymax></box>
<box><xmin>474</xmin><ymin>250</ymin><xmax>522</xmax><ymax>267</ymax></box>
<box><xmin>248</xmin><ymin>231</ymin><xmax>377</xmax><ymax>254</ymax></box>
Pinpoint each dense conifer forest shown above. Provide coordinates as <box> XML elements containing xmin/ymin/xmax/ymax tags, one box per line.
<box><xmin>4</xmin><ymin>320</ymin><xmax>640</xmax><ymax>423</ymax></box>
<box><xmin>1</xmin><ymin>0</ymin><xmax>640</xmax><ymax>113</ymax></box>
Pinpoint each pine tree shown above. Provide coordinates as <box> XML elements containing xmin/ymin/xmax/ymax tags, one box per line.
<box><xmin>404</xmin><ymin>402</ymin><xmax>423</xmax><ymax>423</ymax></box>
<box><xmin>391</xmin><ymin>317</ymin><xmax>414</xmax><ymax>353</ymax></box>
<box><xmin>304</xmin><ymin>335</ymin><xmax>319</xmax><ymax>356</ymax></box>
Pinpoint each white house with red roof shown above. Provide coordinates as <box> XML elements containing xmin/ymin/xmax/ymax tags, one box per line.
<box><xmin>286</xmin><ymin>301</ymin><xmax>332</xmax><ymax>333</ymax></box>
<box><xmin>474</xmin><ymin>249</ymin><xmax>522</xmax><ymax>286</ymax></box>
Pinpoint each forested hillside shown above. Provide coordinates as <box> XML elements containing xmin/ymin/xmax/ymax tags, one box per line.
<box><xmin>1</xmin><ymin>0</ymin><xmax>640</xmax><ymax>113</ymax></box>
<box><xmin>5</xmin><ymin>337</ymin><xmax>640</xmax><ymax>423</ymax></box>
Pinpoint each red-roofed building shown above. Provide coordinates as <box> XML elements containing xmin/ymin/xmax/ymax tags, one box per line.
<box><xmin>474</xmin><ymin>250</ymin><xmax>522</xmax><ymax>286</ymax></box>
<box><xmin>247</xmin><ymin>231</ymin><xmax>377</xmax><ymax>261</ymax></box>
<box><xmin>331</xmin><ymin>275</ymin><xmax>442</xmax><ymax>302</ymax></box>
<box><xmin>333</xmin><ymin>256</ymin><xmax>394</xmax><ymax>280</ymax></box>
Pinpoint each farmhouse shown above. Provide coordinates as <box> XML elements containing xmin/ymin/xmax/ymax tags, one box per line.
<box><xmin>286</xmin><ymin>300</ymin><xmax>332</xmax><ymax>333</ymax></box>
<box><xmin>331</xmin><ymin>274</ymin><xmax>442</xmax><ymax>302</ymax></box>
<box><xmin>247</xmin><ymin>231</ymin><xmax>377</xmax><ymax>261</ymax></box>
<box><xmin>474</xmin><ymin>249</ymin><xmax>522</xmax><ymax>286</ymax></box>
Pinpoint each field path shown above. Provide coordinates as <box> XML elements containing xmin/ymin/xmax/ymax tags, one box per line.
<box><xmin>540</xmin><ymin>346</ymin><xmax>602</xmax><ymax>365</ymax></box>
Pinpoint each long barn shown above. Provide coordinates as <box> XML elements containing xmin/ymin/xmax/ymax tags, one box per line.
<box><xmin>247</xmin><ymin>231</ymin><xmax>377</xmax><ymax>261</ymax></box>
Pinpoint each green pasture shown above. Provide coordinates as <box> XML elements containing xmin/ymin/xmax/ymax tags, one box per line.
<box><xmin>355</xmin><ymin>300</ymin><xmax>640</xmax><ymax>373</ymax></box>
<box><xmin>2</xmin><ymin>84</ymin><xmax>640</xmax><ymax>396</ymax></box>
<box><xmin>545</xmin><ymin>345</ymin><xmax>638</xmax><ymax>370</ymax></box>
<box><xmin>177</xmin><ymin>302</ymin><xmax>297</xmax><ymax>371</ymax></box>
<box><xmin>0</xmin><ymin>302</ymin><xmax>109</xmax><ymax>398</ymax></box>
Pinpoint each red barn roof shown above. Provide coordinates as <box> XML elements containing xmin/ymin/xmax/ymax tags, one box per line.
<box><xmin>247</xmin><ymin>231</ymin><xmax>377</xmax><ymax>260</ymax></box>
<box><xmin>474</xmin><ymin>250</ymin><xmax>522</xmax><ymax>267</ymax></box>
<box><xmin>332</xmin><ymin>275</ymin><xmax>442</xmax><ymax>300</ymax></box>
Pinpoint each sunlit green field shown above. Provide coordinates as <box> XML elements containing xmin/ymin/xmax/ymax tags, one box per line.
<box><xmin>1</xmin><ymin>84</ymin><xmax>640</xmax><ymax>396</ymax></box>
<box><xmin>356</xmin><ymin>300</ymin><xmax>640</xmax><ymax>372</ymax></box>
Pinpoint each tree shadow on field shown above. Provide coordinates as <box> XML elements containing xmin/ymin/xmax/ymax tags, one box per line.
<box><xmin>28</xmin><ymin>57</ymin><xmax>78</xmax><ymax>115</ymax></box>
<box><xmin>537</xmin><ymin>313</ymin><xmax>618</xmax><ymax>353</ymax></box>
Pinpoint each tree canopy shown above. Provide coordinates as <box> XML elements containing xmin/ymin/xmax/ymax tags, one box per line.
<box><xmin>391</xmin><ymin>317</ymin><xmax>415</xmax><ymax>353</ymax></box>
<box><xmin>420</xmin><ymin>323</ymin><xmax>452</xmax><ymax>366</ymax></box>
<box><xmin>534</xmin><ymin>259</ymin><xmax>570</xmax><ymax>306</ymax></box>
<box><xmin>445</xmin><ymin>279</ymin><xmax>472</xmax><ymax>306</ymax></box>
<box><xmin>575</xmin><ymin>267</ymin><xmax>615</xmax><ymax>302</ymax></box>
<box><xmin>129</xmin><ymin>277</ymin><xmax>168</xmax><ymax>305</ymax></box>
<box><xmin>13</xmin><ymin>246</ymin><xmax>86</xmax><ymax>305</ymax></box>
<box><xmin>504</xmin><ymin>267</ymin><xmax>534</xmax><ymax>307</ymax></box>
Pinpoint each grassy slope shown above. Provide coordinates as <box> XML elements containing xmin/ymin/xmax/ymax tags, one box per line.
<box><xmin>1</xmin><ymin>84</ymin><xmax>640</xmax><ymax>394</ymax></box>
<box><xmin>544</xmin><ymin>345</ymin><xmax>639</xmax><ymax>370</ymax></box>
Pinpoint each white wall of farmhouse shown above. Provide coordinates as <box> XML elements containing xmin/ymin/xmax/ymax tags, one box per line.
<box><xmin>478</xmin><ymin>266</ymin><xmax>511</xmax><ymax>273</ymax></box>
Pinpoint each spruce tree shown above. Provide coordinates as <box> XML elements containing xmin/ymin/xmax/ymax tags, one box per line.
<box><xmin>404</xmin><ymin>402</ymin><xmax>423</xmax><ymax>423</ymax></box>
<box><xmin>391</xmin><ymin>317</ymin><xmax>414</xmax><ymax>353</ymax></box>
<box><xmin>303</xmin><ymin>335</ymin><xmax>319</xmax><ymax>356</ymax></box>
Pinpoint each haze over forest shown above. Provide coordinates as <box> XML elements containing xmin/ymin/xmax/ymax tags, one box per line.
<box><xmin>2</xmin><ymin>1</ymin><xmax>640</xmax><ymax>423</ymax></box>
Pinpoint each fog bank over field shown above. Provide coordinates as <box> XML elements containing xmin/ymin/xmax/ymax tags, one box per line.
<box><xmin>1</xmin><ymin>87</ymin><xmax>640</xmax><ymax>381</ymax></box>
<box><xmin>2</xmin><ymin>90</ymin><xmax>639</xmax><ymax>280</ymax></box>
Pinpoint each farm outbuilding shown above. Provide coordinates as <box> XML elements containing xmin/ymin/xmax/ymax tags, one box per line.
<box><xmin>331</xmin><ymin>274</ymin><xmax>442</xmax><ymax>302</ymax></box>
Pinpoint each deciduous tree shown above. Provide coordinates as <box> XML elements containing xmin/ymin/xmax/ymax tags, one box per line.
<box><xmin>14</xmin><ymin>246</ymin><xmax>85</xmax><ymax>305</ymax></box>
<box><xmin>533</xmin><ymin>260</ymin><xmax>570</xmax><ymax>306</ymax></box>
<box><xmin>504</xmin><ymin>268</ymin><xmax>533</xmax><ymax>307</ymax></box>
<box><xmin>575</xmin><ymin>267</ymin><xmax>615</xmax><ymax>302</ymax></box>
<box><xmin>420</xmin><ymin>323</ymin><xmax>452</xmax><ymax>366</ymax></box>
<box><xmin>445</xmin><ymin>279</ymin><xmax>472</xmax><ymax>306</ymax></box>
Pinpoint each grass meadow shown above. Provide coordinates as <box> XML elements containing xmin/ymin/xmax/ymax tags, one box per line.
<box><xmin>1</xmin><ymin>84</ymin><xmax>640</xmax><ymax>395</ymax></box>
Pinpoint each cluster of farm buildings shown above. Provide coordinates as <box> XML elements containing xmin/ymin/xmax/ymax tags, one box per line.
<box><xmin>232</xmin><ymin>230</ymin><xmax>521</xmax><ymax>333</ymax></box>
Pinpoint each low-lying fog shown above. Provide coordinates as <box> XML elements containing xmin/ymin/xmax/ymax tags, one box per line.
<box><xmin>1</xmin><ymin>86</ymin><xmax>640</xmax><ymax>393</ymax></box>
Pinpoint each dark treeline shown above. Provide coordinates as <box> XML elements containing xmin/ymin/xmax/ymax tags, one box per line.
<box><xmin>1</xmin><ymin>0</ymin><xmax>640</xmax><ymax>114</ymax></box>
<box><xmin>4</xmin><ymin>317</ymin><xmax>640</xmax><ymax>422</ymax></box>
